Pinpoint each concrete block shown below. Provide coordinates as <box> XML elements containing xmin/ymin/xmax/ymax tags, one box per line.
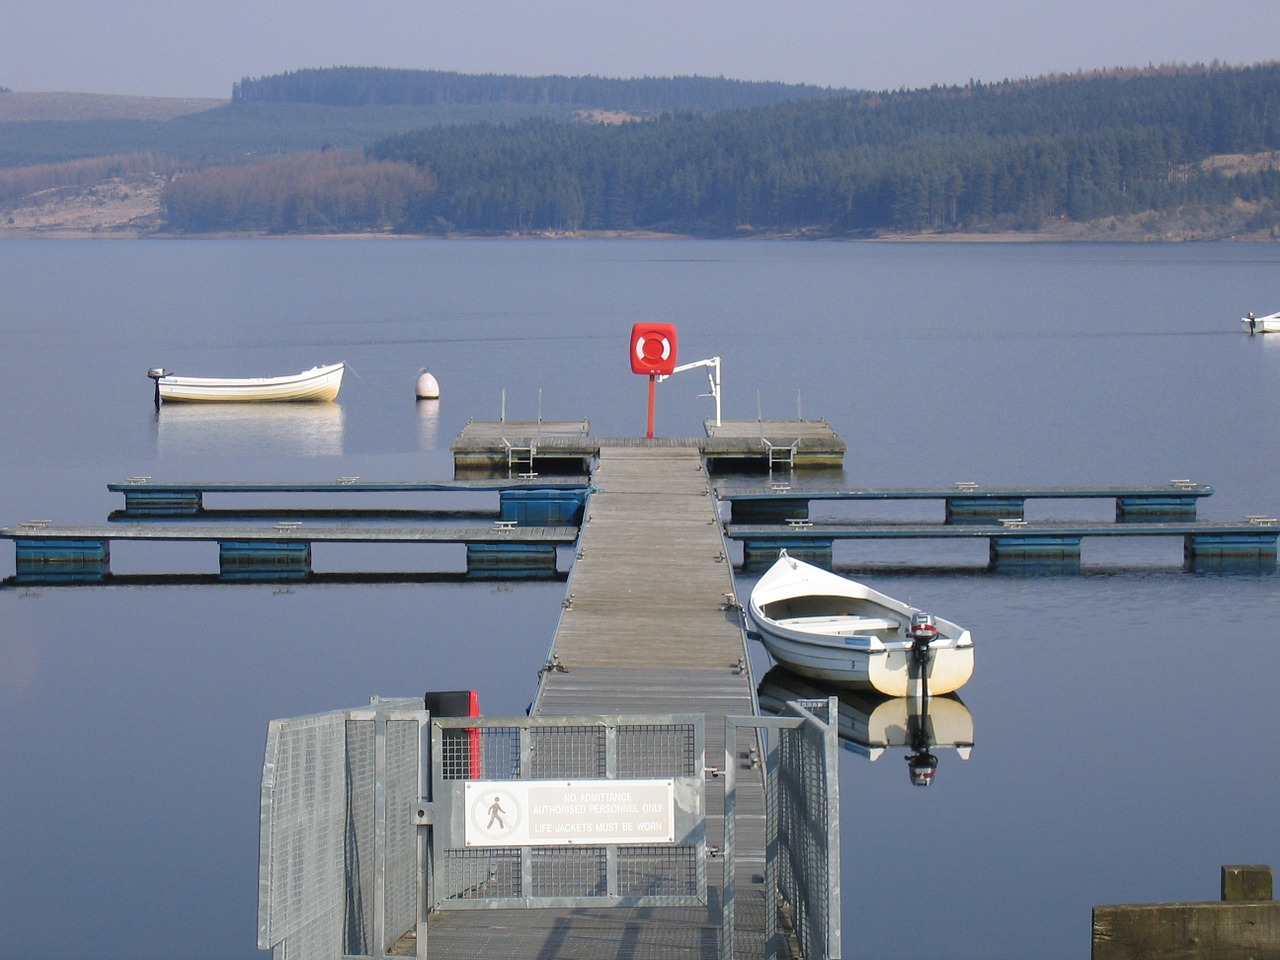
<box><xmin>1223</xmin><ymin>864</ymin><xmax>1274</xmax><ymax>902</ymax></box>
<box><xmin>1092</xmin><ymin>902</ymin><xmax>1280</xmax><ymax>959</ymax></box>
<box><xmin>1093</xmin><ymin>865</ymin><xmax>1279</xmax><ymax>959</ymax></box>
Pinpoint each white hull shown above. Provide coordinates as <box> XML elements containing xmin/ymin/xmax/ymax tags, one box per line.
<box><xmin>155</xmin><ymin>363</ymin><xmax>345</xmax><ymax>402</ymax></box>
<box><xmin>748</xmin><ymin>551</ymin><xmax>974</xmax><ymax>696</ymax></box>
<box><xmin>1242</xmin><ymin>312</ymin><xmax>1280</xmax><ymax>334</ymax></box>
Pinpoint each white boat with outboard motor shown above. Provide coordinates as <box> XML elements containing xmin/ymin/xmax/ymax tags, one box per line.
<box><xmin>747</xmin><ymin>550</ymin><xmax>974</xmax><ymax>696</ymax></box>
<box><xmin>1242</xmin><ymin>311</ymin><xmax>1280</xmax><ymax>334</ymax></box>
<box><xmin>147</xmin><ymin>363</ymin><xmax>345</xmax><ymax>404</ymax></box>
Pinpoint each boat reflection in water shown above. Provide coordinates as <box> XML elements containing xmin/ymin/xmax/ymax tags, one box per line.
<box><xmin>757</xmin><ymin>665</ymin><xmax>974</xmax><ymax>787</ymax></box>
<box><xmin>156</xmin><ymin>402</ymin><xmax>346</xmax><ymax>458</ymax></box>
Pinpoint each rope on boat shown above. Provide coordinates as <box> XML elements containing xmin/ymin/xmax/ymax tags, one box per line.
<box><xmin>343</xmin><ymin>363</ymin><xmax>432</xmax><ymax>392</ymax></box>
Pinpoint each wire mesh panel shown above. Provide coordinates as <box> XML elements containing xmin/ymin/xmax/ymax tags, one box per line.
<box><xmin>617</xmin><ymin>723</ymin><xmax>699</xmax><ymax>777</ymax></box>
<box><xmin>530</xmin><ymin>845</ymin><xmax>609</xmax><ymax>896</ymax></box>
<box><xmin>439</xmin><ymin>847</ymin><xmax>524</xmax><ymax>899</ymax></box>
<box><xmin>775</xmin><ymin>699</ymin><xmax>840</xmax><ymax>960</ymax></box>
<box><xmin>440</xmin><ymin>724</ymin><xmax>517</xmax><ymax>781</ymax></box>
<box><xmin>430</xmin><ymin>714</ymin><xmax>706</xmax><ymax>911</ymax></box>
<box><xmin>723</xmin><ymin>699</ymin><xmax>840</xmax><ymax>960</ymax></box>
<box><xmin>258</xmin><ymin>700</ymin><xmax>426</xmax><ymax>960</ymax></box>
<box><xmin>258</xmin><ymin>712</ymin><xmax>349</xmax><ymax>960</ymax></box>
<box><xmin>344</xmin><ymin>720</ymin><xmax>376</xmax><ymax>956</ymax></box>
<box><xmin>617</xmin><ymin>845</ymin><xmax>701</xmax><ymax>897</ymax></box>
<box><xmin>383</xmin><ymin>719</ymin><xmax>423</xmax><ymax>954</ymax></box>
<box><xmin>528</xmin><ymin>725</ymin><xmax>607</xmax><ymax>778</ymax></box>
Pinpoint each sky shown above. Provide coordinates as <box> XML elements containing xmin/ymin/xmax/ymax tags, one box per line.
<box><xmin>3</xmin><ymin>0</ymin><xmax>1280</xmax><ymax>100</ymax></box>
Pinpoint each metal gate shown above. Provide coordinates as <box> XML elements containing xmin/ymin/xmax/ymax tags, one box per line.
<box><xmin>258</xmin><ymin>705</ymin><xmax>706</xmax><ymax>959</ymax></box>
<box><xmin>257</xmin><ymin>697</ymin><xmax>428</xmax><ymax>960</ymax></box>
<box><xmin>258</xmin><ymin>700</ymin><xmax>838</xmax><ymax>960</ymax></box>
<box><xmin>724</xmin><ymin>697</ymin><xmax>842</xmax><ymax>960</ymax></box>
<box><xmin>423</xmin><ymin>713</ymin><xmax>707</xmax><ymax>910</ymax></box>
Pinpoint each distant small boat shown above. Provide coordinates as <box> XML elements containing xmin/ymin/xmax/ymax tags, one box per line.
<box><xmin>147</xmin><ymin>363</ymin><xmax>345</xmax><ymax>404</ymax></box>
<box><xmin>1242</xmin><ymin>311</ymin><xmax>1280</xmax><ymax>334</ymax></box>
<box><xmin>747</xmin><ymin>550</ymin><xmax>974</xmax><ymax>696</ymax></box>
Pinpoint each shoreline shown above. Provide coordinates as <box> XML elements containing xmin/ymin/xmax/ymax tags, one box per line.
<box><xmin>2</xmin><ymin>174</ymin><xmax>1274</xmax><ymax>242</ymax></box>
<box><xmin>4</xmin><ymin>229</ymin><xmax>1275</xmax><ymax>242</ymax></box>
<box><xmin>3</xmin><ymin>210</ymin><xmax>1276</xmax><ymax>244</ymax></box>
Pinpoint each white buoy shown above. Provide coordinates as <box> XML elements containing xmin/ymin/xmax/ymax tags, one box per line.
<box><xmin>415</xmin><ymin>370</ymin><xmax>440</xmax><ymax>400</ymax></box>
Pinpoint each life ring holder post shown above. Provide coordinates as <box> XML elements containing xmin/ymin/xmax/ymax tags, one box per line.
<box><xmin>629</xmin><ymin>323</ymin><xmax>680</xmax><ymax>439</ymax></box>
<box><xmin>656</xmin><ymin>356</ymin><xmax>722</xmax><ymax>430</ymax></box>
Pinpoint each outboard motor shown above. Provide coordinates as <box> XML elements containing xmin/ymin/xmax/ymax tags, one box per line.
<box><xmin>908</xmin><ymin>612</ymin><xmax>938</xmax><ymax>666</ymax></box>
<box><xmin>147</xmin><ymin>368</ymin><xmax>167</xmax><ymax>409</ymax></box>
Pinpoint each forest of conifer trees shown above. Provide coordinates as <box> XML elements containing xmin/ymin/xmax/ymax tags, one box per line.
<box><xmin>156</xmin><ymin>63</ymin><xmax>1280</xmax><ymax>237</ymax></box>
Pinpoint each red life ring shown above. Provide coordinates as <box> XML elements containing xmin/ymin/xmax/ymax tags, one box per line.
<box><xmin>629</xmin><ymin>322</ymin><xmax>678</xmax><ymax>375</ymax></box>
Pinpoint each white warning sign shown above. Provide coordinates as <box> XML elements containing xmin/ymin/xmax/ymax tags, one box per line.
<box><xmin>464</xmin><ymin>779</ymin><xmax>676</xmax><ymax>846</ymax></box>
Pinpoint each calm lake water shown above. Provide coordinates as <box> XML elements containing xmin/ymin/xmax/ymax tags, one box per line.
<box><xmin>2</xmin><ymin>238</ymin><xmax>1278</xmax><ymax>960</ymax></box>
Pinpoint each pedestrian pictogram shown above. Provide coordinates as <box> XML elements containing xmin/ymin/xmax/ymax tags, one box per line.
<box><xmin>466</xmin><ymin>785</ymin><xmax>522</xmax><ymax>845</ymax></box>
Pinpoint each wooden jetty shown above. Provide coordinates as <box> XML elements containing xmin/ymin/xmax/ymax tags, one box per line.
<box><xmin>13</xmin><ymin>411</ymin><xmax>1277</xmax><ymax>958</ymax></box>
<box><xmin>1</xmin><ymin>521</ymin><xmax>579</xmax><ymax>583</ymax></box>
<box><xmin>726</xmin><ymin>517</ymin><xmax>1280</xmax><ymax>572</ymax></box>
<box><xmin>5</xmin><ymin>416</ymin><xmax>1275</xmax><ymax>578</ymax></box>
<box><xmin>108</xmin><ymin>476</ymin><xmax>590</xmax><ymax>517</ymax></box>
<box><xmin>420</xmin><ymin>444</ymin><xmax>767</xmax><ymax>959</ymax></box>
<box><xmin>451</xmin><ymin>419</ymin><xmax>846</xmax><ymax>475</ymax></box>
<box><xmin>717</xmin><ymin>481</ymin><xmax>1216</xmax><ymax>523</ymax></box>
<box><xmin>7</xmin><ymin>421</ymin><xmax>832</xmax><ymax>953</ymax></box>
<box><xmin>702</xmin><ymin>419</ymin><xmax>847</xmax><ymax>470</ymax></box>
<box><xmin>451</xmin><ymin>419</ymin><xmax>595</xmax><ymax>475</ymax></box>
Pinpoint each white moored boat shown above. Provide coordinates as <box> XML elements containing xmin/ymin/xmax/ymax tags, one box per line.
<box><xmin>148</xmin><ymin>363</ymin><xmax>345</xmax><ymax>403</ymax></box>
<box><xmin>1242</xmin><ymin>311</ymin><xmax>1280</xmax><ymax>334</ymax></box>
<box><xmin>747</xmin><ymin>550</ymin><xmax>974</xmax><ymax>696</ymax></box>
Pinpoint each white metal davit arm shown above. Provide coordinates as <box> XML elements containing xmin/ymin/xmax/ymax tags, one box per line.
<box><xmin>656</xmin><ymin>356</ymin><xmax>721</xmax><ymax>426</ymax></box>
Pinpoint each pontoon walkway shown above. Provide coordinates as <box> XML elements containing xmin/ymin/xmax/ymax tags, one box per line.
<box><xmin>421</xmin><ymin>445</ymin><xmax>767</xmax><ymax>959</ymax></box>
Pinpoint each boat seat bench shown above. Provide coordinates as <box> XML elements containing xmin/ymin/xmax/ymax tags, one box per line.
<box><xmin>776</xmin><ymin>615</ymin><xmax>901</xmax><ymax>632</ymax></box>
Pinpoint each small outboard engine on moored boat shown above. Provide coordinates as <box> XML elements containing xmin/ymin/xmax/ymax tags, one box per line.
<box><xmin>147</xmin><ymin>368</ymin><xmax>168</xmax><ymax>409</ymax></box>
<box><xmin>908</xmin><ymin>612</ymin><xmax>939</xmax><ymax>665</ymax></box>
<box><xmin>908</xmin><ymin>611</ymin><xmax>938</xmax><ymax>641</ymax></box>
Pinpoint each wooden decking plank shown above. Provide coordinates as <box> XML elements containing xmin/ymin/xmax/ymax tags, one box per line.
<box><xmin>546</xmin><ymin>449</ymin><xmax>744</xmax><ymax>671</ymax></box>
<box><xmin>453</xmin><ymin>419</ymin><xmax>592</xmax><ymax>440</ymax></box>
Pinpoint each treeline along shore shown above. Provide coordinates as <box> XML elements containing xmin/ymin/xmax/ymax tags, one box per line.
<box><xmin>3</xmin><ymin>64</ymin><xmax>1280</xmax><ymax>239</ymax></box>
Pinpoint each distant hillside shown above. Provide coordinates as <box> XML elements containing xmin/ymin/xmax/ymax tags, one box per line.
<box><xmin>0</xmin><ymin>68</ymin><xmax>849</xmax><ymax>171</ymax></box>
<box><xmin>0</xmin><ymin>91</ymin><xmax>224</xmax><ymax>121</ymax></box>
<box><xmin>232</xmin><ymin>67</ymin><xmax>850</xmax><ymax>112</ymax></box>
<box><xmin>7</xmin><ymin>64</ymin><xmax>1280</xmax><ymax>240</ymax></box>
<box><xmin>363</xmin><ymin>63</ymin><xmax>1280</xmax><ymax>238</ymax></box>
<box><xmin>0</xmin><ymin>101</ymin><xmax>568</xmax><ymax>169</ymax></box>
